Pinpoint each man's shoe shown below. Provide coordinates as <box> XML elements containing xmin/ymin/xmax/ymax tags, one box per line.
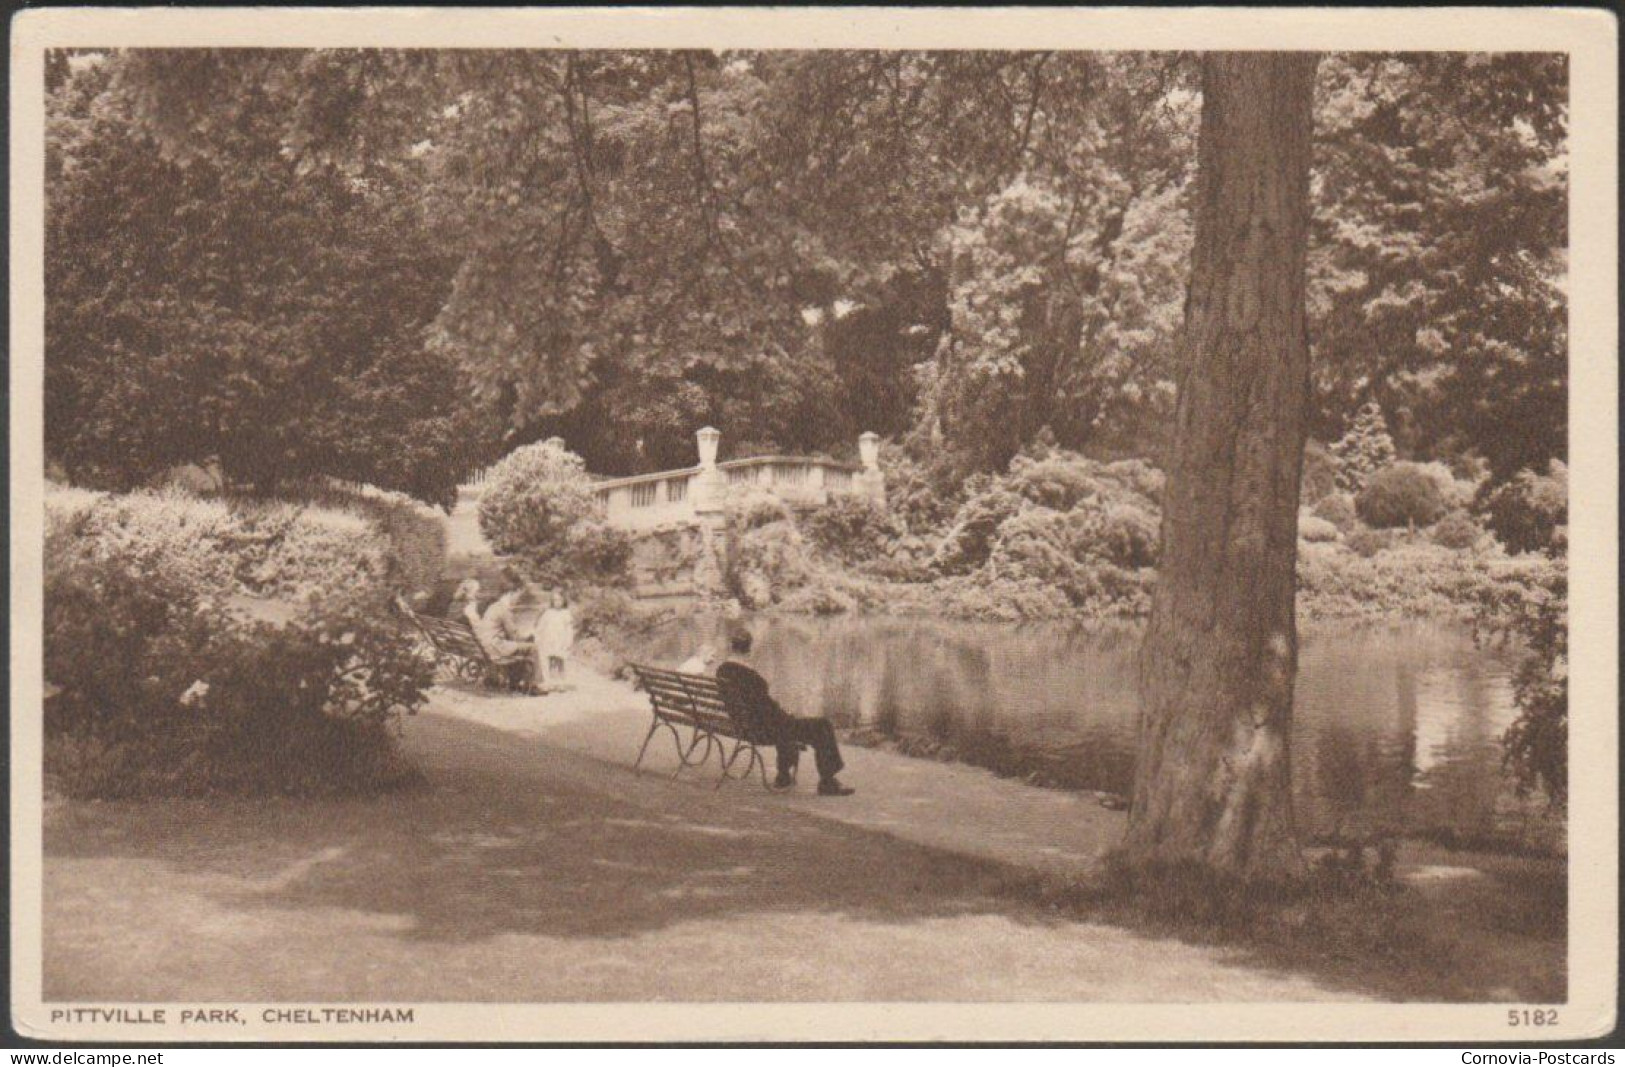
<box><xmin>816</xmin><ymin>778</ymin><xmax>856</xmax><ymax>797</ymax></box>
<box><xmin>772</xmin><ymin>773</ymin><xmax>795</xmax><ymax>790</ymax></box>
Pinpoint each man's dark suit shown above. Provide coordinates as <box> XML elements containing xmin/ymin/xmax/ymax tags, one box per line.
<box><xmin>715</xmin><ymin>661</ymin><xmax>845</xmax><ymax>783</ymax></box>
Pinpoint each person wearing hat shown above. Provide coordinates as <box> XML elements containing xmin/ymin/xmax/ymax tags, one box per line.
<box><xmin>714</xmin><ymin>621</ymin><xmax>854</xmax><ymax>796</ymax></box>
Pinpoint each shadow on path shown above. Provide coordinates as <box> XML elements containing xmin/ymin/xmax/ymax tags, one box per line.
<box><xmin>47</xmin><ymin>714</ymin><xmax>1038</xmax><ymax>947</ymax></box>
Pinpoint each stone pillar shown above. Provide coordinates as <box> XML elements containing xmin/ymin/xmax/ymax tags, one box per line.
<box><xmin>856</xmin><ymin>431</ymin><xmax>886</xmax><ymax>507</ymax></box>
<box><xmin>690</xmin><ymin>427</ymin><xmax>729</xmax><ymax>599</ymax></box>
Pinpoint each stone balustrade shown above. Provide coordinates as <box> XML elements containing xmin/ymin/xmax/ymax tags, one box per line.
<box><xmin>589</xmin><ymin>429</ymin><xmax>884</xmax><ymax>533</ymax></box>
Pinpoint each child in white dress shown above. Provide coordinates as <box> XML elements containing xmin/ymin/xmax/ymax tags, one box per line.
<box><xmin>533</xmin><ymin>589</ymin><xmax>576</xmax><ymax>691</ymax></box>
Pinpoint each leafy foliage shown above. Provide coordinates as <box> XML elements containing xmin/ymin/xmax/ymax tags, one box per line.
<box><xmin>1429</xmin><ymin>509</ymin><xmax>1485</xmax><ymax>551</ymax></box>
<box><xmin>1355</xmin><ymin>463</ymin><xmax>1449</xmax><ymax>529</ymax></box>
<box><xmin>1477</xmin><ymin>460</ymin><xmax>1568</xmax><ymax>555</ymax></box>
<box><xmin>1311</xmin><ymin>54</ymin><xmax>1567</xmax><ymax>482</ymax></box>
<box><xmin>1330</xmin><ymin>402</ymin><xmax>1396</xmax><ymax>493</ymax></box>
<box><xmin>44</xmin><ymin>539</ymin><xmax>430</xmax><ymax>798</ymax></box>
<box><xmin>46</xmin><ymin>55</ymin><xmax>497</xmax><ymax>507</ymax></box>
<box><xmin>476</xmin><ymin>439</ymin><xmax>631</xmax><ymax>586</ymax></box>
<box><xmin>47</xmin><ymin>485</ymin><xmax>397</xmax><ymax>606</ymax></box>
<box><xmin>54</xmin><ymin>49</ymin><xmax>1566</xmax><ymax>499</ymax></box>
<box><xmin>1476</xmin><ymin>557</ymin><xmax>1567</xmax><ymax>806</ymax></box>
<box><xmin>802</xmin><ymin>494</ymin><xmax>899</xmax><ymax>565</ymax></box>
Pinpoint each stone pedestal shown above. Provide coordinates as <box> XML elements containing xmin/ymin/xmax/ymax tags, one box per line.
<box><xmin>857</xmin><ymin>431</ymin><xmax>886</xmax><ymax>506</ymax></box>
<box><xmin>690</xmin><ymin>427</ymin><xmax>730</xmax><ymax>599</ymax></box>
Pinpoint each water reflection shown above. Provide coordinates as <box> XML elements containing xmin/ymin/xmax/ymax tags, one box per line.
<box><xmin>639</xmin><ymin>615</ymin><xmax>1526</xmax><ymax>840</ymax></box>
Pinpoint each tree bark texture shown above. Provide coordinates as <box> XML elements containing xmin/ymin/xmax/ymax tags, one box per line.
<box><xmin>1124</xmin><ymin>53</ymin><xmax>1319</xmax><ymax>881</ymax></box>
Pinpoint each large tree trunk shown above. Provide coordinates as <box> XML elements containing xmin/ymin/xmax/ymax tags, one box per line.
<box><xmin>1123</xmin><ymin>53</ymin><xmax>1319</xmax><ymax>882</ymax></box>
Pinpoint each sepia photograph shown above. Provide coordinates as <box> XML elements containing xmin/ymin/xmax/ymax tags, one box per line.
<box><xmin>8</xmin><ymin>6</ymin><xmax>1617</xmax><ymax>1045</ymax></box>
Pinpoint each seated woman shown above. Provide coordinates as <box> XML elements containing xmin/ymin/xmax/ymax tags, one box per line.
<box><xmin>453</xmin><ymin>576</ymin><xmax>535</xmax><ymax>689</ymax></box>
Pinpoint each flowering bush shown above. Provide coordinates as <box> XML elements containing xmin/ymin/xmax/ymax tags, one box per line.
<box><xmin>44</xmin><ymin>545</ymin><xmax>429</xmax><ymax>798</ymax></box>
<box><xmin>49</xmin><ymin>487</ymin><xmax>240</xmax><ymax>601</ymax></box>
<box><xmin>46</xmin><ymin>486</ymin><xmax>398</xmax><ymax>606</ymax></box>
<box><xmin>245</xmin><ymin>507</ymin><xmax>392</xmax><ymax>602</ymax></box>
<box><xmin>931</xmin><ymin>487</ymin><xmax>1028</xmax><ymax>575</ymax></box>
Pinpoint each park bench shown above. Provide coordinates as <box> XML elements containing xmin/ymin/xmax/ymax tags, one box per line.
<box><xmin>402</xmin><ymin>606</ymin><xmax>532</xmax><ymax>691</ymax></box>
<box><xmin>628</xmin><ymin>664</ymin><xmax>801</xmax><ymax>790</ymax></box>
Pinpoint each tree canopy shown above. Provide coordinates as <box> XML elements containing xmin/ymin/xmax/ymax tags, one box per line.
<box><xmin>47</xmin><ymin>48</ymin><xmax>1567</xmax><ymax>500</ymax></box>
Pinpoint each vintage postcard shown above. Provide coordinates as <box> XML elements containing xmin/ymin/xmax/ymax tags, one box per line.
<box><xmin>9</xmin><ymin>6</ymin><xmax>1618</xmax><ymax>1045</ymax></box>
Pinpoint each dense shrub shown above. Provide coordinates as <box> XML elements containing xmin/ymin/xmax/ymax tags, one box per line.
<box><xmin>1477</xmin><ymin>461</ymin><xmax>1567</xmax><ymax>555</ymax></box>
<box><xmin>878</xmin><ymin>441</ymin><xmax>961</xmax><ymax>535</ymax></box>
<box><xmin>1356</xmin><ymin>463</ymin><xmax>1449</xmax><ymax>529</ymax></box>
<box><xmin>777</xmin><ymin>579</ymin><xmax>860</xmax><ymax>616</ymax></box>
<box><xmin>1100</xmin><ymin>459</ymin><xmax>1166</xmax><ymax>506</ymax></box>
<box><xmin>930</xmin><ymin>574</ymin><xmax>1075</xmax><ymax>621</ymax></box>
<box><xmin>46</xmin><ymin>486</ymin><xmax>397</xmax><ymax>606</ymax></box>
<box><xmin>1006</xmin><ymin>452</ymin><xmax>1102</xmax><ymax>510</ymax></box>
<box><xmin>1430</xmin><ymin>509</ymin><xmax>1485</xmax><ymax>551</ymax></box>
<box><xmin>477</xmin><ymin>440</ymin><xmax>631</xmax><ymax>586</ymax></box>
<box><xmin>931</xmin><ymin>487</ymin><xmax>1028</xmax><ymax>575</ymax></box>
<box><xmin>246</xmin><ymin>508</ymin><xmax>392</xmax><ymax>602</ymax></box>
<box><xmin>1409</xmin><ymin>461</ymin><xmax>1477</xmax><ymax>512</ymax></box>
<box><xmin>803</xmin><ymin>494</ymin><xmax>898</xmax><ymax>564</ymax></box>
<box><xmin>725</xmin><ymin>486</ymin><xmax>793</xmax><ymax>532</ymax></box>
<box><xmin>1298</xmin><ymin>514</ymin><xmax>1341</xmax><ymax>543</ymax></box>
<box><xmin>1344</xmin><ymin>527</ymin><xmax>1396</xmax><ymax>558</ymax></box>
<box><xmin>49</xmin><ymin>487</ymin><xmax>239</xmax><ymax>599</ymax></box>
<box><xmin>1312</xmin><ymin>492</ymin><xmax>1359</xmax><ymax>532</ymax></box>
<box><xmin>1475</xmin><ymin>556</ymin><xmax>1567</xmax><ymax>805</ymax></box>
<box><xmin>729</xmin><ymin>519</ymin><xmax>813</xmax><ymax>608</ymax></box>
<box><xmin>313</xmin><ymin>482</ymin><xmax>449</xmax><ymax>595</ymax></box>
<box><xmin>1096</xmin><ymin>501</ymin><xmax>1160</xmax><ymax>568</ymax></box>
<box><xmin>44</xmin><ymin>546</ymin><xmax>429</xmax><ymax>798</ymax></box>
<box><xmin>985</xmin><ymin>503</ymin><xmax>1155</xmax><ymax>614</ymax></box>
<box><xmin>1296</xmin><ymin>541</ymin><xmax>1490</xmax><ymax>619</ymax></box>
<box><xmin>987</xmin><ymin>507</ymin><xmax>1084</xmax><ymax>586</ymax></box>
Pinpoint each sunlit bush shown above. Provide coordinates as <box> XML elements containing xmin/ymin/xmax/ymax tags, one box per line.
<box><xmin>478</xmin><ymin>439</ymin><xmax>630</xmax><ymax>586</ymax></box>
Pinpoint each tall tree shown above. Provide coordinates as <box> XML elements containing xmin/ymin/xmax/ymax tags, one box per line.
<box><xmin>46</xmin><ymin>54</ymin><xmax>497</xmax><ymax>507</ymax></box>
<box><xmin>1124</xmin><ymin>53</ymin><xmax>1319</xmax><ymax>881</ymax></box>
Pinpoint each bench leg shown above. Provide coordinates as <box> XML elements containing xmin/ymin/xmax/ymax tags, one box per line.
<box><xmin>716</xmin><ymin>741</ymin><xmax>766</xmax><ymax>790</ymax></box>
<box><xmin>633</xmin><ymin>717</ymin><xmax>672</xmax><ymax>774</ymax></box>
<box><xmin>674</xmin><ymin>728</ymin><xmax>715</xmax><ymax>778</ymax></box>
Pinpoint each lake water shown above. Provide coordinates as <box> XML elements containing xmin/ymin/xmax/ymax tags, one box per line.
<box><xmin>640</xmin><ymin>614</ymin><xmax>1546</xmax><ymax>843</ymax></box>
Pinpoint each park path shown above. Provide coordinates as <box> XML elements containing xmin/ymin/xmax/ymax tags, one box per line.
<box><xmin>429</xmin><ymin>669</ymin><xmax>1125</xmax><ymax>880</ymax></box>
<box><xmin>44</xmin><ymin>678</ymin><xmax>1372</xmax><ymax>1004</ymax></box>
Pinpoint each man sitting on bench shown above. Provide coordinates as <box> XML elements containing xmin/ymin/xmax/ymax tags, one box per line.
<box><xmin>714</xmin><ymin>627</ymin><xmax>854</xmax><ymax>797</ymax></box>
